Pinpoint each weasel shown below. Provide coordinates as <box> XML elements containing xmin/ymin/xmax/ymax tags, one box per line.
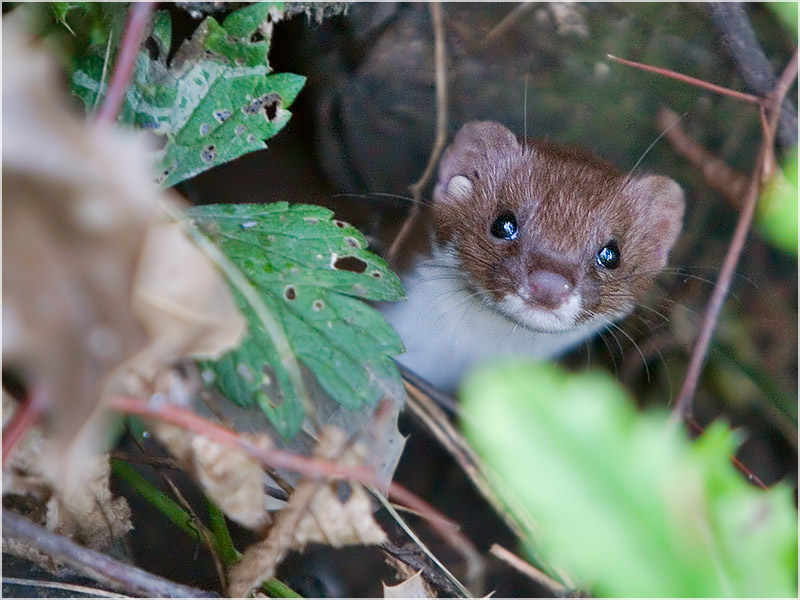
<box><xmin>381</xmin><ymin>121</ymin><xmax>685</xmax><ymax>391</ymax></box>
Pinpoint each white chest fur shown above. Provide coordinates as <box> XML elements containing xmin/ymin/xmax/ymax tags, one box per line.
<box><xmin>380</xmin><ymin>250</ymin><xmax>607</xmax><ymax>391</ymax></box>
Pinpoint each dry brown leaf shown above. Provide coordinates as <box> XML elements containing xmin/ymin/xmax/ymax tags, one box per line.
<box><xmin>228</xmin><ymin>426</ymin><xmax>387</xmax><ymax>597</ymax></box>
<box><xmin>3</xmin><ymin>11</ymin><xmax>154</xmax><ymax>450</ymax></box>
<box><xmin>150</xmin><ymin>419</ymin><xmax>274</xmax><ymax>531</ymax></box>
<box><xmin>2</xmin><ymin>13</ymin><xmax>246</xmax><ymax>555</ymax></box>
<box><xmin>383</xmin><ymin>570</ymin><xmax>436</xmax><ymax>598</ymax></box>
<box><xmin>2</xmin><ymin>392</ymin><xmax>132</xmax><ymax>562</ymax></box>
<box><xmin>123</xmin><ymin>215</ymin><xmax>246</xmax><ymax>386</ymax></box>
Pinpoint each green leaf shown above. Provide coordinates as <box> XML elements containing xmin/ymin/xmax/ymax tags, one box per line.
<box><xmin>767</xmin><ymin>2</ymin><xmax>798</xmax><ymax>35</ymax></box>
<box><xmin>70</xmin><ymin>5</ymin><xmax>304</xmax><ymax>188</ymax></box>
<box><xmin>758</xmin><ymin>145</ymin><xmax>798</xmax><ymax>256</ymax></box>
<box><xmin>461</xmin><ymin>361</ymin><xmax>798</xmax><ymax>597</ymax></box>
<box><xmin>190</xmin><ymin>203</ymin><xmax>406</xmax><ymax>439</ymax></box>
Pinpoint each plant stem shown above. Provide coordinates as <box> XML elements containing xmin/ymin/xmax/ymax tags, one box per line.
<box><xmin>111</xmin><ymin>458</ymin><xmax>202</xmax><ymax>542</ymax></box>
<box><xmin>96</xmin><ymin>2</ymin><xmax>154</xmax><ymax>124</ymax></box>
<box><xmin>204</xmin><ymin>498</ymin><xmax>241</xmax><ymax>566</ymax></box>
<box><xmin>113</xmin><ymin>457</ymin><xmax>301</xmax><ymax>597</ymax></box>
<box><xmin>260</xmin><ymin>578</ymin><xmax>303</xmax><ymax>598</ymax></box>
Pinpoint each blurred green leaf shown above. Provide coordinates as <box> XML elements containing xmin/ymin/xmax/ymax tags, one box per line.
<box><xmin>461</xmin><ymin>361</ymin><xmax>798</xmax><ymax>597</ymax></box>
<box><xmin>767</xmin><ymin>2</ymin><xmax>798</xmax><ymax>35</ymax></box>
<box><xmin>758</xmin><ymin>145</ymin><xmax>798</xmax><ymax>255</ymax></box>
<box><xmin>190</xmin><ymin>203</ymin><xmax>405</xmax><ymax>439</ymax></box>
<box><xmin>70</xmin><ymin>4</ymin><xmax>304</xmax><ymax>188</ymax></box>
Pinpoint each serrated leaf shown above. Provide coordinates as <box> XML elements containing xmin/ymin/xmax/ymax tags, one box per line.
<box><xmin>461</xmin><ymin>361</ymin><xmax>798</xmax><ymax>598</ymax></box>
<box><xmin>70</xmin><ymin>5</ymin><xmax>303</xmax><ymax>188</ymax></box>
<box><xmin>191</xmin><ymin>203</ymin><xmax>406</xmax><ymax>439</ymax></box>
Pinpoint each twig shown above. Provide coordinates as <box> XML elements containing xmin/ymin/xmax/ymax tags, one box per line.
<box><xmin>1</xmin><ymin>577</ymin><xmax>129</xmax><ymax>598</ymax></box>
<box><xmin>683</xmin><ymin>416</ymin><xmax>770</xmax><ymax>491</ymax></box>
<box><xmin>404</xmin><ymin>382</ymin><xmax>576</xmax><ymax>590</ymax></box>
<box><xmin>484</xmin><ymin>3</ymin><xmax>535</xmax><ymax>47</ymax></box>
<box><xmin>2</xmin><ymin>387</ymin><xmax>48</xmax><ymax>469</ymax></box>
<box><xmin>388</xmin><ymin>2</ymin><xmax>448</xmax><ymax>261</ymax></box>
<box><xmin>607</xmin><ymin>54</ymin><xmax>763</xmax><ymax>105</ymax></box>
<box><xmin>106</xmin><ymin>395</ymin><xmax>468</xmax><ymax>556</ymax></box>
<box><xmin>95</xmin><ymin>3</ymin><xmax>154</xmax><ymax>124</ymax></box>
<box><xmin>670</xmin><ymin>50</ymin><xmax>799</xmax><ymax>422</ymax></box>
<box><xmin>707</xmin><ymin>3</ymin><xmax>797</xmax><ymax>148</ymax></box>
<box><xmin>489</xmin><ymin>543</ymin><xmax>568</xmax><ymax>595</ymax></box>
<box><xmin>372</xmin><ymin>488</ymin><xmax>473</xmax><ymax>598</ymax></box>
<box><xmin>2</xmin><ymin>511</ymin><xmax>217</xmax><ymax>598</ymax></box>
<box><xmin>656</xmin><ymin>107</ymin><xmax>750</xmax><ymax>208</ymax></box>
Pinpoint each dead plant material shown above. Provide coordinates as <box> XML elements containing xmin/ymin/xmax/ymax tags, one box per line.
<box><xmin>2</xmin><ymin>394</ymin><xmax>132</xmax><ymax>570</ymax></box>
<box><xmin>383</xmin><ymin>569</ymin><xmax>436</xmax><ymax>598</ymax></box>
<box><xmin>489</xmin><ymin>543</ymin><xmax>568</xmax><ymax>595</ymax></box>
<box><xmin>2</xmin><ymin>13</ymin><xmax>246</xmax><ymax>562</ymax></box>
<box><xmin>227</xmin><ymin>426</ymin><xmax>387</xmax><ymax>597</ymax></box>
<box><xmin>151</xmin><ymin>420</ymin><xmax>274</xmax><ymax>531</ymax></box>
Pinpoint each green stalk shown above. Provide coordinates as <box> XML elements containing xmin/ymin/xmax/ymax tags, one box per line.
<box><xmin>113</xmin><ymin>459</ymin><xmax>302</xmax><ymax>597</ymax></box>
<box><xmin>260</xmin><ymin>578</ymin><xmax>303</xmax><ymax>598</ymax></box>
<box><xmin>111</xmin><ymin>458</ymin><xmax>204</xmax><ymax>542</ymax></box>
<box><xmin>204</xmin><ymin>497</ymin><xmax>241</xmax><ymax>565</ymax></box>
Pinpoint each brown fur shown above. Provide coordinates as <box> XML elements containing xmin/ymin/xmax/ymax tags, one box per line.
<box><xmin>432</xmin><ymin>121</ymin><xmax>685</xmax><ymax>322</ymax></box>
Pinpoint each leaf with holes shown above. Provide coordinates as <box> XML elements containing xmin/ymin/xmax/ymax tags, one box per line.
<box><xmin>70</xmin><ymin>4</ymin><xmax>304</xmax><ymax>188</ymax></box>
<box><xmin>190</xmin><ymin>203</ymin><xmax>406</xmax><ymax>439</ymax></box>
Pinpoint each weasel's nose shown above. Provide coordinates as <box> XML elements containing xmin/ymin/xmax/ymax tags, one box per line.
<box><xmin>528</xmin><ymin>270</ymin><xmax>573</xmax><ymax>308</ymax></box>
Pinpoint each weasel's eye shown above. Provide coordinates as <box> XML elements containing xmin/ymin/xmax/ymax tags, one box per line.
<box><xmin>597</xmin><ymin>240</ymin><xmax>621</xmax><ymax>269</ymax></box>
<box><xmin>490</xmin><ymin>212</ymin><xmax>518</xmax><ymax>240</ymax></box>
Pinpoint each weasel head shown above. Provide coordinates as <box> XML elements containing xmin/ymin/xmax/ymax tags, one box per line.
<box><xmin>431</xmin><ymin>121</ymin><xmax>685</xmax><ymax>333</ymax></box>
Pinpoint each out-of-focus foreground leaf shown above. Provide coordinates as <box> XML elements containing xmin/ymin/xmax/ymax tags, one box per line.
<box><xmin>758</xmin><ymin>145</ymin><xmax>798</xmax><ymax>256</ymax></box>
<box><xmin>189</xmin><ymin>203</ymin><xmax>406</xmax><ymax>439</ymax></box>
<box><xmin>70</xmin><ymin>4</ymin><xmax>305</xmax><ymax>188</ymax></box>
<box><xmin>460</xmin><ymin>361</ymin><xmax>798</xmax><ymax>597</ymax></box>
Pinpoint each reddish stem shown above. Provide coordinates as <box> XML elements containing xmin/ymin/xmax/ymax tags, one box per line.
<box><xmin>607</xmin><ymin>54</ymin><xmax>763</xmax><ymax>105</ymax></box>
<box><xmin>106</xmin><ymin>395</ymin><xmax>461</xmax><ymax>536</ymax></box>
<box><xmin>2</xmin><ymin>388</ymin><xmax>48</xmax><ymax>469</ymax></box>
<box><xmin>95</xmin><ymin>3</ymin><xmax>155</xmax><ymax>124</ymax></box>
<box><xmin>671</xmin><ymin>50</ymin><xmax>798</xmax><ymax>421</ymax></box>
<box><xmin>684</xmin><ymin>417</ymin><xmax>769</xmax><ymax>491</ymax></box>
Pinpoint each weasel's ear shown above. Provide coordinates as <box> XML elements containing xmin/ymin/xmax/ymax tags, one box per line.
<box><xmin>629</xmin><ymin>175</ymin><xmax>685</xmax><ymax>271</ymax></box>
<box><xmin>434</xmin><ymin>121</ymin><xmax>521</xmax><ymax>204</ymax></box>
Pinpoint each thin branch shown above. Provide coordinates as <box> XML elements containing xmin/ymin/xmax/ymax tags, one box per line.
<box><xmin>403</xmin><ymin>382</ymin><xmax>575</xmax><ymax>590</ymax></box>
<box><xmin>489</xmin><ymin>543</ymin><xmax>568</xmax><ymax>595</ymax></box>
<box><xmin>95</xmin><ymin>3</ymin><xmax>154</xmax><ymax>124</ymax></box>
<box><xmin>2</xmin><ymin>387</ymin><xmax>48</xmax><ymax>469</ymax></box>
<box><xmin>2</xmin><ymin>511</ymin><xmax>217</xmax><ymax>598</ymax></box>
<box><xmin>607</xmin><ymin>54</ymin><xmax>763</xmax><ymax>105</ymax></box>
<box><xmin>656</xmin><ymin>107</ymin><xmax>750</xmax><ymax>208</ymax></box>
<box><xmin>670</xmin><ymin>49</ymin><xmax>799</xmax><ymax>422</ymax></box>
<box><xmin>388</xmin><ymin>2</ymin><xmax>448</xmax><ymax>261</ymax></box>
<box><xmin>106</xmin><ymin>395</ymin><xmax>467</xmax><ymax>553</ymax></box>
<box><xmin>707</xmin><ymin>3</ymin><xmax>797</xmax><ymax>148</ymax></box>
<box><xmin>683</xmin><ymin>417</ymin><xmax>770</xmax><ymax>491</ymax></box>
<box><xmin>484</xmin><ymin>3</ymin><xmax>535</xmax><ymax>47</ymax></box>
<box><xmin>1</xmin><ymin>577</ymin><xmax>129</xmax><ymax>599</ymax></box>
<box><xmin>108</xmin><ymin>395</ymin><xmax>375</xmax><ymax>481</ymax></box>
<box><xmin>372</xmin><ymin>488</ymin><xmax>473</xmax><ymax>598</ymax></box>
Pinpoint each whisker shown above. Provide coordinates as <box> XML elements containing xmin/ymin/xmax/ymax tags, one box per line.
<box><xmin>607</xmin><ymin>320</ymin><xmax>651</xmax><ymax>384</ymax></box>
<box><xmin>330</xmin><ymin>192</ymin><xmax>430</xmax><ymax>207</ymax></box>
<box><xmin>618</xmin><ymin>110</ymin><xmax>688</xmax><ymax>193</ymax></box>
